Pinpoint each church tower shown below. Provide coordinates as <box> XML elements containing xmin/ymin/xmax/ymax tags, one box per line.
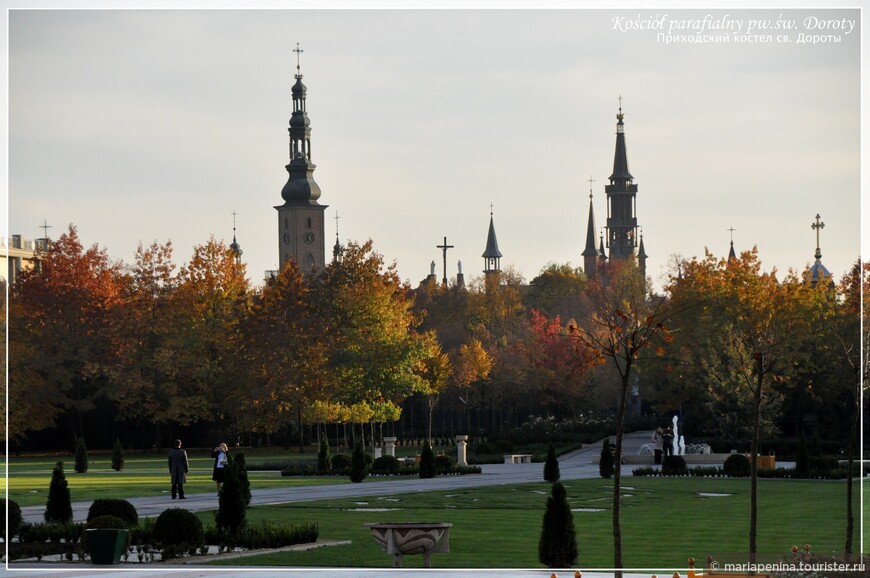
<box><xmin>482</xmin><ymin>208</ymin><xmax>503</xmax><ymax>283</ymax></box>
<box><xmin>604</xmin><ymin>99</ymin><xmax>644</xmax><ymax>277</ymax></box>
<box><xmin>275</xmin><ymin>44</ymin><xmax>327</xmax><ymax>273</ymax></box>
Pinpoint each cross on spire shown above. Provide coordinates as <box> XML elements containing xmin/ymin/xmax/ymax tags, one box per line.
<box><xmin>727</xmin><ymin>226</ymin><xmax>736</xmax><ymax>243</ymax></box>
<box><xmin>334</xmin><ymin>211</ymin><xmax>340</xmax><ymax>236</ymax></box>
<box><xmin>618</xmin><ymin>94</ymin><xmax>623</xmax><ymax>112</ymax></box>
<box><xmin>39</xmin><ymin>219</ymin><xmax>52</xmax><ymax>239</ymax></box>
<box><xmin>587</xmin><ymin>175</ymin><xmax>596</xmax><ymax>199</ymax></box>
<box><xmin>436</xmin><ymin>236</ymin><xmax>454</xmax><ymax>286</ymax></box>
<box><xmin>812</xmin><ymin>213</ymin><xmax>825</xmax><ymax>259</ymax></box>
<box><xmin>293</xmin><ymin>42</ymin><xmax>304</xmax><ymax>74</ymax></box>
<box><xmin>232</xmin><ymin>211</ymin><xmax>238</xmax><ymax>234</ymax></box>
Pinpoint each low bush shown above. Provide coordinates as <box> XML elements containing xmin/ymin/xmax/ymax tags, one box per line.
<box><xmin>434</xmin><ymin>454</ymin><xmax>456</xmax><ymax>474</ymax></box>
<box><xmin>662</xmin><ymin>456</ymin><xmax>688</xmax><ymax>476</ymax></box>
<box><xmin>18</xmin><ymin>521</ymin><xmax>83</xmax><ymax>545</ymax></box>
<box><xmin>87</xmin><ymin>498</ymin><xmax>138</xmax><ymax>527</ymax></box>
<box><xmin>493</xmin><ymin>439</ymin><xmax>514</xmax><ymax>453</ymax></box>
<box><xmin>723</xmin><ymin>454</ymin><xmax>751</xmax><ymax>478</ymax></box>
<box><xmin>331</xmin><ymin>454</ymin><xmax>352</xmax><ymax>471</ymax></box>
<box><xmin>689</xmin><ymin>466</ymin><xmax>723</xmax><ymax>477</ymax></box>
<box><xmin>2</xmin><ymin>499</ymin><xmax>23</xmax><ymax>541</ymax></box>
<box><xmin>632</xmin><ymin>466</ymin><xmax>659</xmax><ymax>477</ymax></box>
<box><xmin>205</xmin><ymin>520</ymin><xmax>319</xmax><ymax>549</ymax></box>
<box><xmin>371</xmin><ymin>455</ymin><xmax>400</xmax><ymax>475</ymax></box>
<box><xmin>130</xmin><ymin>517</ymin><xmax>155</xmax><ymax>546</ymax></box>
<box><xmin>280</xmin><ymin>463</ymin><xmax>318</xmax><ymax>476</ymax></box>
<box><xmin>152</xmin><ymin>508</ymin><xmax>204</xmax><ymax>558</ymax></box>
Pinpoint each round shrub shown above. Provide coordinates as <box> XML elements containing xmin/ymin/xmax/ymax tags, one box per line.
<box><xmin>434</xmin><ymin>454</ymin><xmax>455</xmax><ymax>474</ymax></box>
<box><xmin>371</xmin><ymin>455</ymin><xmax>400</xmax><ymax>475</ymax></box>
<box><xmin>349</xmin><ymin>442</ymin><xmax>368</xmax><ymax>483</ymax></box>
<box><xmin>1</xmin><ymin>499</ymin><xmax>23</xmax><ymax>541</ymax></box>
<box><xmin>723</xmin><ymin>453</ymin><xmax>751</xmax><ymax>478</ymax></box>
<box><xmin>599</xmin><ymin>438</ymin><xmax>614</xmax><ymax>479</ymax></box>
<box><xmin>87</xmin><ymin>498</ymin><xmax>138</xmax><ymax>527</ymax></box>
<box><xmin>331</xmin><ymin>454</ymin><xmax>352</xmax><ymax>471</ymax></box>
<box><xmin>662</xmin><ymin>455</ymin><xmax>688</xmax><ymax>476</ymax></box>
<box><xmin>419</xmin><ymin>445</ymin><xmax>436</xmax><ymax>479</ymax></box>
<box><xmin>152</xmin><ymin>508</ymin><xmax>204</xmax><ymax>550</ymax></box>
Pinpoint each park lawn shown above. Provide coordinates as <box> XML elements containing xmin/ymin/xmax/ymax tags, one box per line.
<box><xmin>205</xmin><ymin>477</ymin><xmax>852</xmax><ymax>569</ymax></box>
<box><xmin>3</xmin><ymin>450</ymin><xmax>348</xmax><ymax>507</ymax></box>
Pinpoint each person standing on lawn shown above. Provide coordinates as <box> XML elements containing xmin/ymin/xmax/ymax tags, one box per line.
<box><xmin>168</xmin><ymin>439</ymin><xmax>189</xmax><ymax>500</ymax></box>
<box><xmin>211</xmin><ymin>442</ymin><xmax>229</xmax><ymax>495</ymax></box>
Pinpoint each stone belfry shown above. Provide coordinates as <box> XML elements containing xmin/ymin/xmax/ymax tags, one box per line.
<box><xmin>275</xmin><ymin>43</ymin><xmax>327</xmax><ymax>273</ymax></box>
<box><xmin>604</xmin><ymin>98</ymin><xmax>645</xmax><ymax>277</ymax></box>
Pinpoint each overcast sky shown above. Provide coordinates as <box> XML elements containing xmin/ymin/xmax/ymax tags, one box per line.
<box><xmin>4</xmin><ymin>3</ymin><xmax>863</xmax><ymax>291</ymax></box>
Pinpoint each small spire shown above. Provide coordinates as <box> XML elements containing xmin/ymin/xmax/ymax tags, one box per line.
<box><xmin>727</xmin><ymin>226</ymin><xmax>737</xmax><ymax>262</ymax></box>
<box><xmin>230</xmin><ymin>211</ymin><xmax>243</xmax><ymax>260</ymax></box>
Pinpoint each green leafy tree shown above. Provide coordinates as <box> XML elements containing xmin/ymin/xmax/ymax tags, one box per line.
<box><xmin>45</xmin><ymin>461</ymin><xmax>72</xmax><ymax>523</ymax></box>
<box><xmin>538</xmin><ymin>482</ymin><xmax>578</xmax><ymax>568</ymax></box>
<box><xmin>111</xmin><ymin>438</ymin><xmax>125</xmax><ymax>472</ymax></box>
<box><xmin>74</xmin><ymin>437</ymin><xmax>88</xmax><ymax>473</ymax></box>
<box><xmin>543</xmin><ymin>441</ymin><xmax>560</xmax><ymax>483</ymax></box>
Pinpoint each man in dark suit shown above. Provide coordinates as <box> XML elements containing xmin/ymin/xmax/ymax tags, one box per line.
<box><xmin>168</xmin><ymin>439</ymin><xmax>189</xmax><ymax>499</ymax></box>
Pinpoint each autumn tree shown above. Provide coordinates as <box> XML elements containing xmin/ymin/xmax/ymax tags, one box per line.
<box><xmin>311</xmin><ymin>241</ymin><xmax>434</xmax><ymax>442</ymax></box>
<box><xmin>668</xmin><ymin>248</ymin><xmax>827</xmax><ymax>563</ymax></box>
<box><xmin>568</xmin><ymin>258</ymin><xmax>672</xmax><ymax>575</ymax></box>
<box><xmin>112</xmin><ymin>241</ymin><xmax>179</xmax><ymax>447</ymax></box>
<box><xmin>8</xmin><ymin>225</ymin><xmax>123</xmax><ymax>443</ymax></box>
<box><xmin>526</xmin><ymin>262</ymin><xmax>587</xmax><ymax>320</ymax></box>
<box><xmin>240</xmin><ymin>259</ymin><xmax>326</xmax><ymax>447</ymax></box>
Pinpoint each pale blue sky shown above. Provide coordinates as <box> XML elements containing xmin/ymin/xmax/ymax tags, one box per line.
<box><xmin>4</xmin><ymin>3</ymin><xmax>863</xmax><ymax>289</ymax></box>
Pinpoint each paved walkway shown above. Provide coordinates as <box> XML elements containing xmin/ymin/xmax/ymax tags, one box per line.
<box><xmin>11</xmin><ymin>432</ymin><xmax>662</xmax><ymax>578</ymax></box>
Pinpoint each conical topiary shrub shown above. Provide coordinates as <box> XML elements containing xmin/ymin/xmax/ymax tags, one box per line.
<box><xmin>45</xmin><ymin>461</ymin><xmax>73</xmax><ymax>523</ymax></box>
<box><xmin>599</xmin><ymin>438</ymin><xmax>614</xmax><ymax>479</ymax></box>
<box><xmin>349</xmin><ymin>441</ymin><xmax>368</xmax><ymax>483</ymax></box>
<box><xmin>544</xmin><ymin>441</ymin><xmax>560</xmax><ymax>483</ymax></box>
<box><xmin>234</xmin><ymin>452</ymin><xmax>252</xmax><ymax>506</ymax></box>
<box><xmin>419</xmin><ymin>444</ymin><xmax>436</xmax><ymax>479</ymax></box>
<box><xmin>538</xmin><ymin>481</ymin><xmax>578</xmax><ymax>568</ymax></box>
<box><xmin>75</xmin><ymin>437</ymin><xmax>89</xmax><ymax>473</ymax></box>
<box><xmin>111</xmin><ymin>438</ymin><xmax>125</xmax><ymax>472</ymax></box>
<box><xmin>215</xmin><ymin>455</ymin><xmax>246</xmax><ymax>539</ymax></box>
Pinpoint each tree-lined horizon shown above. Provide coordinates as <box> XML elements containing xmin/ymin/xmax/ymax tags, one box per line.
<box><xmin>5</xmin><ymin>223</ymin><xmax>861</xmax><ymax>473</ymax></box>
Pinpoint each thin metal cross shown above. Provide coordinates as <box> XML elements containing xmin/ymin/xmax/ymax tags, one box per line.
<box><xmin>232</xmin><ymin>211</ymin><xmax>238</xmax><ymax>232</ymax></box>
<box><xmin>587</xmin><ymin>175</ymin><xmax>596</xmax><ymax>199</ymax></box>
<box><xmin>436</xmin><ymin>236</ymin><xmax>454</xmax><ymax>286</ymax></box>
<box><xmin>811</xmin><ymin>214</ymin><xmax>825</xmax><ymax>251</ymax></box>
<box><xmin>293</xmin><ymin>43</ymin><xmax>304</xmax><ymax>73</ymax></box>
<box><xmin>334</xmin><ymin>211</ymin><xmax>340</xmax><ymax>234</ymax></box>
<box><xmin>727</xmin><ymin>226</ymin><xmax>736</xmax><ymax>243</ymax></box>
<box><xmin>39</xmin><ymin>219</ymin><xmax>52</xmax><ymax>238</ymax></box>
<box><xmin>618</xmin><ymin>95</ymin><xmax>623</xmax><ymax>112</ymax></box>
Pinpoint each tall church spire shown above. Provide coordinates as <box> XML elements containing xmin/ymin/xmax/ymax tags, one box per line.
<box><xmin>482</xmin><ymin>205</ymin><xmax>502</xmax><ymax>274</ymax></box>
<box><xmin>582</xmin><ymin>176</ymin><xmax>599</xmax><ymax>278</ymax></box>
<box><xmin>604</xmin><ymin>97</ymin><xmax>641</xmax><ymax>264</ymax></box>
<box><xmin>275</xmin><ymin>43</ymin><xmax>328</xmax><ymax>273</ymax></box>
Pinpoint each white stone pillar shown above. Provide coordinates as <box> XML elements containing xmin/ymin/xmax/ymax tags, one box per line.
<box><xmin>384</xmin><ymin>437</ymin><xmax>397</xmax><ymax>458</ymax></box>
<box><xmin>455</xmin><ymin>435</ymin><xmax>469</xmax><ymax>466</ymax></box>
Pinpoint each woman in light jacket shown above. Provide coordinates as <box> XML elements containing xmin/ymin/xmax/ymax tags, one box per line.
<box><xmin>211</xmin><ymin>442</ymin><xmax>229</xmax><ymax>494</ymax></box>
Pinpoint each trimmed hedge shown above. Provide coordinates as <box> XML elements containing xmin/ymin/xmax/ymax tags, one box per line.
<box><xmin>724</xmin><ymin>454</ymin><xmax>751</xmax><ymax>478</ymax></box>
<box><xmin>662</xmin><ymin>455</ymin><xmax>688</xmax><ymax>476</ymax></box>
<box><xmin>371</xmin><ymin>455</ymin><xmax>401</xmax><ymax>475</ymax></box>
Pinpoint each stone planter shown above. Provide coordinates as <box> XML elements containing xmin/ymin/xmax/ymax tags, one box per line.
<box><xmin>365</xmin><ymin>522</ymin><xmax>452</xmax><ymax>568</ymax></box>
<box><xmin>86</xmin><ymin>528</ymin><xmax>129</xmax><ymax>565</ymax></box>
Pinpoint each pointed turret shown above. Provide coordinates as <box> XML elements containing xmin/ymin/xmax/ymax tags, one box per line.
<box><xmin>582</xmin><ymin>176</ymin><xmax>599</xmax><ymax>279</ymax></box>
<box><xmin>229</xmin><ymin>211</ymin><xmax>243</xmax><ymax>263</ymax></box>
<box><xmin>609</xmin><ymin>105</ymin><xmax>633</xmax><ymax>182</ymax></box>
<box><xmin>482</xmin><ymin>210</ymin><xmax>502</xmax><ymax>274</ymax></box>
<box><xmin>638</xmin><ymin>231</ymin><xmax>647</xmax><ymax>278</ymax></box>
<box><xmin>727</xmin><ymin>227</ymin><xmax>737</xmax><ymax>263</ymax></box>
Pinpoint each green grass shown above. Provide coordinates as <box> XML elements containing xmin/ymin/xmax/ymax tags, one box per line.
<box><xmin>203</xmin><ymin>477</ymin><xmax>856</xmax><ymax>569</ymax></box>
<box><xmin>3</xmin><ymin>451</ymin><xmax>349</xmax><ymax>507</ymax></box>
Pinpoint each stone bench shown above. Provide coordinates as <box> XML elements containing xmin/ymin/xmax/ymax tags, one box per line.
<box><xmin>504</xmin><ymin>454</ymin><xmax>533</xmax><ymax>464</ymax></box>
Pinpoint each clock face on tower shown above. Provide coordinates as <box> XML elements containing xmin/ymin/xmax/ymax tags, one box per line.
<box><xmin>304</xmin><ymin>232</ymin><xmax>315</xmax><ymax>244</ymax></box>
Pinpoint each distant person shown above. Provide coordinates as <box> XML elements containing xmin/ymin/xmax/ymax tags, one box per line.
<box><xmin>168</xmin><ymin>439</ymin><xmax>189</xmax><ymax>500</ymax></box>
<box><xmin>211</xmin><ymin>442</ymin><xmax>229</xmax><ymax>494</ymax></box>
<box><xmin>651</xmin><ymin>427</ymin><xmax>664</xmax><ymax>465</ymax></box>
<box><xmin>662</xmin><ymin>427</ymin><xmax>674</xmax><ymax>457</ymax></box>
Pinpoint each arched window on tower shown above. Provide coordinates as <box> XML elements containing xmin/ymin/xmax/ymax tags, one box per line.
<box><xmin>305</xmin><ymin>253</ymin><xmax>315</xmax><ymax>272</ymax></box>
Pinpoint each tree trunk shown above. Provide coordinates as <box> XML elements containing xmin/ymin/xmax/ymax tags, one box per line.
<box><xmin>297</xmin><ymin>409</ymin><xmax>304</xmax><ymax>454</ymax></box>
<box><xmin>845</xmin><ymin>383</ymin><xmax>858</xmax><ymax>557</ymax></box>
<box><xmin>749</xmin><ymin>372</ymin><xmax>762</xmax><ymax>564</ymax></box>
<box><xmin>612</xmin><ymin>368</ymin><xmax>631</xmax><ymax>578</ymax></box>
